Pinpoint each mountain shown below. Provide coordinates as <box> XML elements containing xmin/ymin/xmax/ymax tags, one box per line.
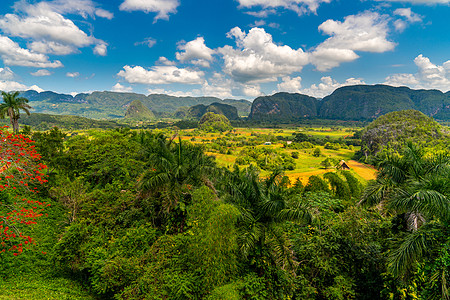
<box><xmin>187</xmin><ymin>102</ymin><xmax>239</xmax><ymax>120</ymax></box>
<box><xmin>248</xmin><ymin>85</ymin><xmax>450</xmax><ymax>122</ymax></box>
<box><xmin>20</xmin><ymin>90</ymin><xmax>252</xmax><ymax>120</ymax></box>
<box><xmin>249</xmin><ymin>92</ymin><xmax>318</xmax><ymax>120</ymax></box>
<box><xmin>124</xmin><ymin>100</ymin><xmax>155</xmax><ymax>120</ymax></box>
<box><xmin>318</xmin><ymin>85</ymin><xmax>450</xmax><ymax>120</ymax></box>
<box><xmin>360</xmin><ymin>110</ymin><xmax>448</xmax><ymax>156</ymax></box>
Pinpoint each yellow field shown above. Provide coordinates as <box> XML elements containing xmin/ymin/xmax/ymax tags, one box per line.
<box><xmin>178</xmin><ymin>127</ymin><xmax>377</xmax><ymax>185</ymax></box>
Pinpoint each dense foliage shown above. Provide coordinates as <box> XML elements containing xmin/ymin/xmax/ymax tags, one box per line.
<box><xmin>357</xmin><ymin>110</ymin><xmax>449</xmax><ymax>161</ymax></box>
<box><xmin>199</xmin><ymin>112</ymin><xmax>233</xmax><ymax>132</ymax></box>
<box><xmin>1</xmin><ymin>120</ymin><xmax>449</xmax><ymax>299</ymax></box>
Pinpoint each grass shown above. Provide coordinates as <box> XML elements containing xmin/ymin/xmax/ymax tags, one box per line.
<box><xmin>0</xmin><ymin>276</ymin><xmax>95</xmax><ymax>300</ymax></box>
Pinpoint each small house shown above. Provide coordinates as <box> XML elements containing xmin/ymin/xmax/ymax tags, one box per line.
<box><xmin>337</xmin><ymin>160</ymin><xmax>350</xmax><ymax>170</ymax></box>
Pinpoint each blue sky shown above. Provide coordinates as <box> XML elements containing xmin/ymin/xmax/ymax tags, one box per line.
<box><xmin>0</xmin><ymin>0</ymin><xmax>448</xmax><ymax>99</ymax></box>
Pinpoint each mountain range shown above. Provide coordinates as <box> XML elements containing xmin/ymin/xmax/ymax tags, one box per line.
<box><xmin>249</xmin><ymin>85</ymin><xmax>450</xmax><ymax>121</ymax></box>
<box><xmin>18</xmin><ymin>84</ymin><xmax>450</xmax><ymax>122</ymax></box>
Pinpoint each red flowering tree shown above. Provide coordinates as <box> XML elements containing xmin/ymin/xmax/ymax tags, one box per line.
<box><xmin>0</xmin><ymin>126</ymin><xmax>49</xmax><ymax>256</ymax></box>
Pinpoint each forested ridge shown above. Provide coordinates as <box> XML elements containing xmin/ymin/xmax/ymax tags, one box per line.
<box><xmin>1</xmin><ymin>113</ymin><xmax>449</xmax><ymax>299</ymax></box>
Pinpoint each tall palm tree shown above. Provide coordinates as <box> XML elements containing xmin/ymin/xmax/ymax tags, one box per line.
<box><xmin>0</xmin><ymin>91</ymin><xmax>31</xmax><ymax>134</ymax></box>
<box><xmin>220</xmin><ymin>165</ymin><xmax>311</xmax><ymax>274</ymax></box>
<box><xmin>360</xmin><ymin>143</ymin><xmax>450</xmax><ymax>298</ymax></box>
<box><xmin>137</xmin><ymin>132</ymin><xmax>216</xmax><ymax>229</ymax></box>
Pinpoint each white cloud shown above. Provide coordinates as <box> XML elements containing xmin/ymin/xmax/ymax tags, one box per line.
<box><xmin>147</xmin><ymin>88</ymin><xmax>195</xmax><ymax>97</ymax></box>
<box><xmin>218</xmin><ymin>27</ymin><xmax>309</xmax><ymax>83</ymax></box>
<box><xmin>376</xmin><ymin>0</ymin><xmax>449</xmax><ymax>4</ymax></box>
<box><xmin>0</xmin><ymin>1</ymin><xmax>107</xmax><ymax>57</ymax></box>
<box><xmin>385</xmin><ymin>54</ymin><xmax>450</xmax><ymax>92</ymax></box>
<box><xmin>242</xmin><ymin>84</ymin><xmax>263</xmax><ymax>97</ymax></box>
<box><xmin>0</xmin><ymin>67</ymin><xmax>15</xmax><ymax>80</ymax></box>
<box><xmin>117</xmin><ymin>65</ymin><xmax>204</xmax><ymax>85</ymax></box>
<box><xmin>277</xmin><ymin>76</ymin><xmax>302</xmax><ymax>92</ymax></box>
<box><xmin>0</xmin><ymin>35</ymin><xmax>63</xmax><ymax>68</ymax></box>
<box><xmin>394</xmin><ymin>8</ymin><xmax>422</xmax><ymax>22</ymax></box>
<box><xmin>29</xmin><ymin>41</ymin><xmax>76</xmax><ymax>55</ymax></box>
<box><xmin>0</xmin><ymin>80</ymin><xmax>43</xmax><ymax>92</ymax></box>
<box><xmin>176</xmin><ymin>37</ymin><xmax>215</xmax><ymax>67</ymax></box>
<box><xmin>311</xmin><ymin>12</ymin><xmax>395</xmax><ymax>71</ymax></box>
<box><xmin>156</xmin><ymin>56</ymin><xmax>176</xmax><ymax>66</ymax></box>
<box><xmin>237</xmin><ymin>0</ymin><xmax>332</xmax><ymax>15</ymax></box>
<box><xmin>135</xmin><ymin>37</ymin><xmax>157</xmax><ymax>48</ymax></box>
<box><xmin>66</xmin><ymin>72</ymin><xmax>80</xmax><ymax>78</ymax></box>
<box><xmin>393</xmin><ymin>8</ymin><xmax>422</xmax><ymax>32</ymax></box>
<box><xmin>93</xmin><ymin>43</ymin><xmax>107</xmax><ymax>56</ymax></box>
<box><xmin>25</xmin><ymin>0</ymin><xmax>114</xmax><ymax>19</ymax></box>
<box><xmin>199</xmin><ymin>73</ymin><xmax>234</xmax><ymax>98</ymax></box>
<box><xmin>112</xmin><ymin>83</ymin><xmax>133</xmax><ymax>92</ymax></box>
<box><xmin>95</xmin><ymin>8</ymin><xmax>114</xmax><ymax>19</ymax></box>
<box><xmin>119</xmin><ymin>0</ymin><xmax>180</xmax><ymax>22</ymax></box>
<box><xmin>301</xmin><ymin>76</ymin><xmax>365</xmax><ymax>98</ymax></box>
<box><xmin>31</xmin><ymin>69</ymin><xmax>52</xmax><ymax>76</ymax></box>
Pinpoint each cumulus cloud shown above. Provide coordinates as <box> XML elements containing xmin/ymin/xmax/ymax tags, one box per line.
<box><xmin>112</xmin><ymin>83</ymin><xmax>133</xmax><ymax>92</ymax></box>
<box><xmin>0</xmin><ymin>36</ymin><xmax>63</xmax><ymax>68</ymax></box>
<box><xmin>28</xmin><ymin>41</ymin><xmax>76</xmax><ymax>55</ymax></box>
<box><xmin>393</xmin><ymin>8</ymin><xmax>422</xmax><ymax>32</ymax></box>
<box><xmin>66</xmin><ymin>72</ymin><xmax>80</xmax><ymax>77</ymax></box>
<box><xmin>156</xmin><ymin>56</ymin><xmax>176</xmax><ymax>66</ymax></box>
<box><xmin>237</xmin><ymin>0</ymin><xmax>332</xmax><ymax>15</ymax></box>
<box><xmin>199</xmin><ymin>74</ymin><xmax>234</xmax><ymax>99</ymax></box>
<box><xmin>385</xmin><ymin>54</ymin><xmax>450</xmax><ymax>92</ymax></box>
<box><xmin>0</xmin><ymin>80</ymin><xmax>43</xmax><ymax>92</ymax></box>
<box><xmin>31</xmin><ymin>69</ymin><xmax>52</xmax><ymax>76</ymax></box>
<box><xmin>277</xmin><ymin>76</ymin><xmax>302</xmax><ymax>92</ymax></box>
<box><xmin>311</xmin><ymin>12</ymin><xmax>395</xmax><ymax>71</ymax></box>
<box><xmin>117</xmin><ymin>65</ymin><xmax>204</xmax><ymax>85</ymax></box>
<box><xmin>0</xmin><ymin>1</ymin><xmax>108</xmax><ymax>58</ymax></box>
<box><xmin>93</xmin><ymin>43</ymin><xmax>107</xmax><ymax>56</ymax></box>
<box><xmin>176</xmin><ymin>37</ymin><xmax>215</xmax><ymax>67</ymax></box>
<box><xmin>301</xmin><ymin>76</ymin><xmax>365</xmax><ymax>98</ymax></box>
<box><xmin>218</xmin><ymin>27</ymin><xmax>309</xmax><ymax>83</ymax></box>
<box><xmin>22</xmin><ymin>0</ymin><xmax>114</xmax><ymax>19</ymax></box>
<box><xmin>119</xmin><ymin>0</ymin><xmax>180</xmax><ymax>22</ymax></box>
<box><xmin>0</xmin><ymin>67</ymin><xmax>15</xmax><ymax>80</ymax></box>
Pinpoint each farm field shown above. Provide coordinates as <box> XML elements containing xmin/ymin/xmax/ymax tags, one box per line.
<box><xmin>178</xmin><ymin>126</ymin><xmax>377</xmax><ymax>185</ymax></box>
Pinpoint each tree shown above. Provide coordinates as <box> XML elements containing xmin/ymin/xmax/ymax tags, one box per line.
<box><xmin>0</xmin><ymin>91</ymin><xmax>32</xmax><ymax>134</ymax></box>
<box><xmin>360</xmin><ymin>144</ymin><xmax>450</xmax><ymax>298</ymax></box>
<box><xmin>137</xmin><ymin>133</ymin><xmax>216</xmax><ymax>230</ymax></box>
<box><xmin>220</xmin><ymin>165</ymin><xmax>311</xmax><ymax>274</ymax></box>
<box><xmin>0</xmin><ymin>127</ymin><xmax>48</xmax><ymax>255</ymax></box>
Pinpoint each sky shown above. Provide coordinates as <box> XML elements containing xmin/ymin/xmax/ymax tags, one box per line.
<box><xmin>0</xmin><ymin>0</ymin><xmax>448</xmax><ymax>100</ymax></box>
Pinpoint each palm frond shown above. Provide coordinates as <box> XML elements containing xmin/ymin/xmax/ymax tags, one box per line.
<box><xmin>388</xmin><ymin>225</ymin><xmax>436</xmax><ymax>277</ymax></box>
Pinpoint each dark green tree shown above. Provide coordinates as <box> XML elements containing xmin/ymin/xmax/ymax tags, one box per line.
<box><xmin>360</xmin><ymin>144</ymin><xmax>450</xmax><ymax>298</ymax></box>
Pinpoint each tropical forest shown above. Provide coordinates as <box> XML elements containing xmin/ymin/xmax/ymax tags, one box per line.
<box><xmin>1</xmin><ymin>86</ymin><xmax>449</xmax><ymax>300</ymax></box>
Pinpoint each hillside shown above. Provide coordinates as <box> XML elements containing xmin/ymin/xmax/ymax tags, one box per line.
<box><xmin>0</xmin><ymin>113</ymin><xmax>122</xmax><ymax>130</ymax></box>
<box><xmin>187</xmin><ymin>102</ymin><xmax>239</xmax><ymax>120</ymax></box>
<box><xmin>360</xmin><ymin>109</ymin><xmax>448</xmax><ymax>157</ymax></box>
<box><xmin>318</xmin><ymin>85</ymin><xmax>450</xmax><ymax>120</ymax></box>
<box><xmin>124</xmin><ymin>100</ymin><xmax>155</xmax><ymax>120</ymax></box>
<box><xmin>20</xmin><ymin>90</ymin><xmax>252</xmax><ymax>119</ymax></box>
<box><xmin>248</xmin><ymin>85</ymin><xmax>450</xmax><ymax>122</ymax></box>
<box><xmin>249</xmin><ymin>92</ymin><xmax>318</xmax><ymax>120</ymax></box>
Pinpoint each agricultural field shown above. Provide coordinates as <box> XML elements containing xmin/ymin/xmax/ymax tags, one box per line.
<box><xmin>177</xmin><ymin>126</ymin><xmax>376</xmax><ymax>185</ymax></box>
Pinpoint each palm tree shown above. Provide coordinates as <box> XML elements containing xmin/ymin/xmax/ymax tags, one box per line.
<box><xmin>220</xmin><ymin>165</ymin><xmax>311</xmax><ymax>274</ymax></box>
<box><xmin>360</xmin><ymin>143</ymin><xmax>450</xmax><ymax>298</ymax></box>
<box><xmin>0</xmin><ymin>91</ymin><xmax>31</xmax><ymax>134</ymax></box>
<box><xmin>137</xmin><ymin>132</ymin><xmax>216</xmax><ymax>229</ymax></box>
